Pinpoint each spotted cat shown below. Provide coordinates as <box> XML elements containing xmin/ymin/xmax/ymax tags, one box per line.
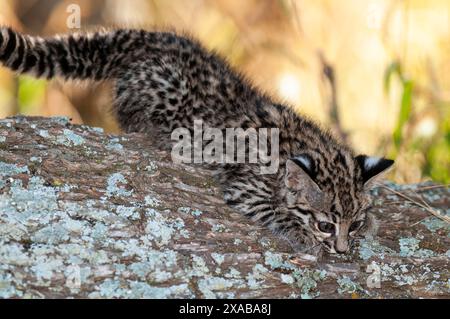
<box><xmin>0</xmin><ymin>27</ymin><xmax>394</xmax><ymax>254</ymax></box>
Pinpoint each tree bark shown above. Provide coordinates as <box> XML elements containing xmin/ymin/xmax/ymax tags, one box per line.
<box><xmin>0</xmin><ymin>116</ymin><xmax>448</xmax><ymax>299</ymax></box>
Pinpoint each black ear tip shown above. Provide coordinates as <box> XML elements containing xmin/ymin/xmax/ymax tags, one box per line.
<box><xmin>356</xmin><ymin>155</ymin><xmax>395</xmax><ymax>167</ymax></box>
<box><xmin>382</xmin><ymin>158</ymin><xmax>395</xmax><ymax>168</ymax></box>
<box><xmin>356</xmin><ymin>156</ymin><xmax>395</xmax><ymax>184</ymax></box>
<box><xmin>289</xmin><ymin>154</ymin><xmax>317</xmax><ymax>180</ymax></box>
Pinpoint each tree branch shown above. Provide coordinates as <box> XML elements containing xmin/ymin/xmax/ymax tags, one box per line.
<box><xmin>0</xmin><ymin>117</ymin><xmax>448</xmax><ymax>298</ymax></box>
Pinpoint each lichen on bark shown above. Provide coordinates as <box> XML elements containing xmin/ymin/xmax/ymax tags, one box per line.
<box><xmin>0</xmin><ymin>117</ymin><xmax>448</xmax><ymax>299</ymax></box>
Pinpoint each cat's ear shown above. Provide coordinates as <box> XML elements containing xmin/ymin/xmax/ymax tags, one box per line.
<box><xmin>355</xmin><ymin>155</ymin><xmax>394</xmax><ymax>186</ymax></box>
<box><xmin>285</xmin><ymin>155</ymin><xmax>322</xmax><ymax>194</ymax></box>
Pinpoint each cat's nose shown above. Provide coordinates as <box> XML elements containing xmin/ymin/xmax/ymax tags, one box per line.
<box><xmin>335</xmin><ymin>238</ymin><xmax>349</xmax><ymax>254</ymax></box>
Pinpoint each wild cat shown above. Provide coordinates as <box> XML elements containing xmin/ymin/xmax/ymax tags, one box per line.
<box><xmin>0</xmin><ymin>27</ymin><xmax>394</xmax><ymax>254</ymax></box>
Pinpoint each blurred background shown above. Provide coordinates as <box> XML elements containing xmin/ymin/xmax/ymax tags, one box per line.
<box><xmin>0</xmin><ymin>0</ymin><xmax>448</xmax><ymax>184</ymax></box>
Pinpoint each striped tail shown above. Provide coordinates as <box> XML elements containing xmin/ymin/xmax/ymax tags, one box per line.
<box><xmin>0</xmin><ymin>27</ymin><xmax>143</xmax><ymax>80</ymax></box>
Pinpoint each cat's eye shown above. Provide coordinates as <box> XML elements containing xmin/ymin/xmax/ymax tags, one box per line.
<box><xmin>318</xmin><ymin>222</ymin><xmax>335</xmax><ymax>234</ymax></box>
<box><xmin>349</xmin><ymin>221</ymin><xmax>363</xmax><ymax>233</ymax></box>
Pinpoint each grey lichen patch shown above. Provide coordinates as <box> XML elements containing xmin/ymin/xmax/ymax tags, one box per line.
<box><xmin>426</xmin><ymin>279</ymin><xmax>449</xmax><ymax>293</ymax></box>
<box><xmin>224</xmin><ymin>267</ymin><xmax>241</xmax><ymax>279</ymax></box>
<box><xmin>281</xmin><ymin>274</ymin><xmax>295</xmax><ymax>284</ymax></box>
<box><xmin>145</xmin><ymin>195</ymin><xmax>162</xmax><ymax>208</ymax></box>
<box><xmin>115</xmin><ymin>205</ymin><xmax>140</xmax><ymax>220</ymax></box>
<box><xmin>49</xmin><ymin>116</ymin><xmax>71</xmax><ymax>126</ymax></box>
<box><xmin>0</xmin><ymin>162</ymin><xmax>30</xmax><ymax>176</ymax></box>
<box><xmin>395</xmin><ymin>274</ymin><xmax>418</xmax><ymax>286</ymax></box>
<box><xmin>379</xmin><ymin>263</ymin><xmax>416</xmax><ymax>287</ymax></box>
<box><xmin>31</xmin><ymin>223</ymin><xmax>71</xmax><ymax>245</ymax></box>
<box><xmin>358</xmin><ymin>239</ymin><xmax>395</xmax><ymax>261</ymax></box>
<box><xmin>38</xmin><ymin>130</ymin><xmax>50</xmax><ymax>138</ymax></box>
<box><xmin>30</xmin><ymin>156</ymin><xmax>43</xmax><ymax>163</ymax></box>
<box><xmin>211</xmin><ymin>223</ymin><xmax>227</xmax><ymax>233</ymax></box>
<box><xmin>264</xmin><ymin>251</ymin><xmax>295</xmax><ymax>270</ymax></box>
<box><xmin>337</xmin><ymin>276</ymin><xmax>364</xmax><ymax>295</ymax></box>
<box><xmin>178</xmin><ymin>207</ymin><xmax>191</xmax><ymax>214</ymax></box>
<box><xmin>421</xmin><ymin>210</ymin><xmax>450</xmax><ymax>235</ymax></box>
<box><xmin>144</xmin><ymin>216</ymin><xmax>175</xmax><ymax>247</ymax></box>
<box><xmin>106</xmin><ymin>138</ymin><xmax>124</xmax><ymax>152</ymax></box>
<box><xmin>106</xmin><ymin>173</ymin><xmax>133</xmax><ymax>198</ymax></box>
<box><xmin>128</xmin><ymin>282</ymin><xmax>193</xmax><ymax>298</ymax></box>
<box><xmin>374</xmin><ymin>261</ymin><xmax>449</xmax><ymax>290</ymax></box>
<box><xmin>262</xmin><ymin>251</ymin><xmax>327</xmax><ymax>299</ymax></box>
<box><xmin>144</xmin><ymin>161</ymin><xmax>158</xmax><ymax>174</ymax></box>
<box><xmin>259</xmin><ymin>237</ymin><xmax>273</xmax><ymax>248</ymax></box>
<box><xmin>198</xmin><ymin>277</ymin><xmax>240</xmax><ymax>299</ymax></box>
<box><xmin>422</xmin><ymin>191</ymin><xmax>443</xmax><ymax>203</ymax></box>
<box><xmin>178</xmin><ymin>207</ymin><xmax>203</xmax><ymax>217</ymax></box>
<box><xmin>144</xmin><ymin>209</ymin><xmax>189</xmax><ymax>247</ymax></box>
<box><xmin>0</xmin><ymin>269</ymin><xmax>25</xmax><ymax>298</ymax></box>
<box><xmin>398</xmin><ymin>237</ymin><xmax>437</xmax><ymax>258</ymax></box>
<box><xmin>56</xmin><ymin>129</ymin><xmax>86</xmax><ymax>146</ymax></box>
<box><xmin>190</xmin><ymin>255</ymin><xmax>210</xmax><ymax>277</ymax></box>
<box><xmin>0</xmin><ymin>119</ymin><xmax>13</xmax><ymax>129</ymax></box>
<box><xmin>359</xmin><ymin>235</ymin><xmax>441</xmax><ymax>264</ymax></box>
<box><xmin>0</xmin><ymin>176</ymin><xmax>59</xmax><ymax>242</ymax></box>
<box><xmin>0</xmin><ymin>242</ymin><xmax>30</xmax><ymax>267</ymax></box>
<box><xmin>94</xmin><ymin>279</ymin><xmax>193</xmax><ymax>298</ymax></box>
<box><xmin>150</xmin><ymin>270</ymin><xmax>173</xmax><ymax>282</ymax></box>
<box><xmin>292</xmin><ymin>268</ymin><xmax>327</xmax><ymax>299</ymax></box>
<box><xmin>125</xmin><ymin>249</ymin><xmax>178</xmax><ymax>275</ymax></box>
<box><xmin>246</xmin><ymin>264</ymin><xmax>269</xmax><ymax>289</ymax></box>
<box><xmin>62</xmin><ymin>201</ymin><xmax>111</xmax><ymax>224</ymax></box>
<box><xmin>82</xmin><ymin>125</ymin><xmax>104</xmax><ymax>134</ymax></box>
<box><xmin>95</xmin><ymin>279</ymin><xmax>127</xmax><ymax>298</ymax></box>
<box><xmin>191</xmin><ymin>209</ymin><xmax>203</xmax><ymax>217</ymax></box>
<box><xmin>129</xmin><ymin>261</ymin><xmax>163</xmax><ymax>280</ymax></box>
<box><xmin>211</xmin><ymin>253</ymin><xmax>226</xmax><ymax>266</ymax></box>
<box><xmin>30</xmin><ymin>256</ymin><xmax>64</xmax><ymax>282</ymax></box>
<box><xmin>106</xmin><ymin>249</ymin><xmax>248</xmax><ymax>298</ymax></box>
<box><xmin>382</xmin><ymin>181</ymin><xmax>418</xmax><ymax>192</ymax></box>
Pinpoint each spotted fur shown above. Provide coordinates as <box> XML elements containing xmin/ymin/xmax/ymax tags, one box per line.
<box><xmin>0</xmin><ymin>27</ymin><xmax>394</xmax><ymax>254</ymax></box>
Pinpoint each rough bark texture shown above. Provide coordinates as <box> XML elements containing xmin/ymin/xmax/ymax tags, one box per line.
<box><xmin>0</xmin><ymin>116</ymin><xmax>448</xmax><ymax>299</ymax></box>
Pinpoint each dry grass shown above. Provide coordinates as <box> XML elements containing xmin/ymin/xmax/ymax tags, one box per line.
<box><xmin>377</xmin><ymin>184</ymin><xmax>450</xmax><ymax>225</ymax></box>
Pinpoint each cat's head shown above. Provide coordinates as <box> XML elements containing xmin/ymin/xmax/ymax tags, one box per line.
<box><xmin>283</xmin><ymin>153</ymin><xmax>394</xmax><ymax>254</ymax></box>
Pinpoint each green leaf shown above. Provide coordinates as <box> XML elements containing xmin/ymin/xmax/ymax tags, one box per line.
<box><xmin>425</xmin><ymin>107</ymin><xmax>450</xmax><ymax>183</ymax></box>
<box><xmin>17</xmin><ymin>75</ymin><xmax>47</xmax><ymax>114</ymax></box>
<box><xmin>383</xmin><ymin>61</ymin><xmax>402</xmax><ymax>95</ymax></box>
